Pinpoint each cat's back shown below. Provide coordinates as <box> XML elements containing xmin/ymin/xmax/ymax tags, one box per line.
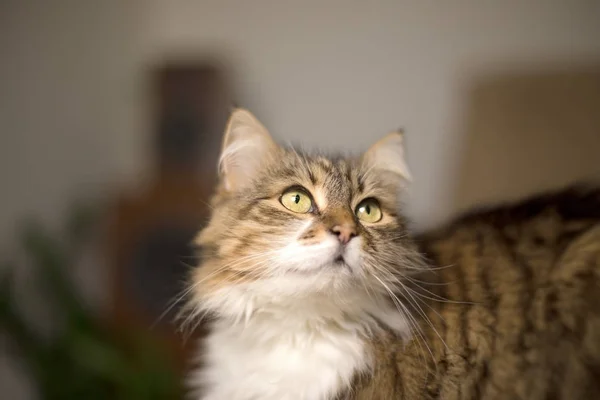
<box><xmin>421</xmin><ymin>186</ymin><xmax>600</xmax><ymax>400</ymax></box>
<box><xmin>355</xmin><ymin>186</ymin><xmax>600</xmax><ymax>400</ymax></box>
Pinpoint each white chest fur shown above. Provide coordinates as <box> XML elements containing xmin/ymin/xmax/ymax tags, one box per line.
<box><xmin>193</xmin><ymin>316</ymin><xmax>370</xmax><ymax>400</ymax></box>
<box><xmin>188</xmin><ymin>277</ymin><xmax>410</xmax><ymax>400</ymax></box>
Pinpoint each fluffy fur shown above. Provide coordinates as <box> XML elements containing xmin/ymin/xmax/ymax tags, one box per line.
<box><xmin>185</xmin><ymin>109</ymin><xmax>600</xmax><ymax>399</ymax></box>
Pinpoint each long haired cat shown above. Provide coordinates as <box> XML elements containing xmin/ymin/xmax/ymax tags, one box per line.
<box><xmin>185</xmin><ymin>109</ymin><xmax>600</xmax><ymax>399</ymax></box>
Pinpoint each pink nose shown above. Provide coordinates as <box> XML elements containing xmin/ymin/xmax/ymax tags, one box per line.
<box><xmin>330</xmin><ymin>225</ymin><xmax>357</xmax><ymax>244</ymax></box>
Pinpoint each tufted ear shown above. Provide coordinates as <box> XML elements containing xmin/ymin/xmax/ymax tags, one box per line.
<box><xmin>362</xmin><ymin>131</ymin><xmax>412</xmax><ymax>181</ymax></box>
<box><xmin>218</xmin><ymin>108</ymin><xmax>278</xmax><ymax>190</ymax></box>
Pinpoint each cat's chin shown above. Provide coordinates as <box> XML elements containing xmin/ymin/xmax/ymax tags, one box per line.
<box><xmin>286</xmin><ymin>258</ymin><xmax>353</xmax><ymax>277</ymax></box>
<box><xmin>272</xmin><ymin>264</ymin><xmax>361</xmax><ymax>292</ymax></box>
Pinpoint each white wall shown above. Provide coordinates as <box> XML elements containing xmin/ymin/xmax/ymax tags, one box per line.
<box><xmin>1</xmin><ymin>1</ymin><xmax>600</xmax><ymax>397</ymax></box>
<box><xmin>0</xmin><ymin>1</ymin><xmax>142</xmax><ymax>249</ymax></box>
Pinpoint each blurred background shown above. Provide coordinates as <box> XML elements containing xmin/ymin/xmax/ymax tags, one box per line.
<box><xmin>1</xmin><ymin>1</ymin><xmax>600</xmax><ymax>398</ymax></box>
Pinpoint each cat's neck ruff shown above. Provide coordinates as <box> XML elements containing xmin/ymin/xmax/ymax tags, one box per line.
<box><xmin>191</xmin><ymin>276</ymin><xmax>410</xmax><ymax>400</ymax></box>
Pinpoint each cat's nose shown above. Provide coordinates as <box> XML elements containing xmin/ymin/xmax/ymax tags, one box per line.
<box><xmin>330</xmin><ymin>224</ymin><xmax>357</xmax><ymax>245</ymax></box>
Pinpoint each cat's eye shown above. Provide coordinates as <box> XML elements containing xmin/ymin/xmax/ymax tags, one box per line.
<box><xmin>355</xmin><ymin>198</ymin><xmax>382</xmax><ymax>223</ymax></box>
<box><xmin>280</xmin><ymin>188</ymin><xmax>313</xmax><ymax>213</ymax></box>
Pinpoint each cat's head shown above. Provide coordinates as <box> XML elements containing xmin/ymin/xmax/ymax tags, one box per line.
<box><xmin>188</xmin><ymin>109</ymin><xmax>423</xmax><ymax>321</ymax></box>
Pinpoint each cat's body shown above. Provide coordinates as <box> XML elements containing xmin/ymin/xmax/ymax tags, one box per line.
<box><xmin>347</xmin><ymin>187</ymin><xmax>600</xmax><ymax>399</ymax></box>
<box><xmin>185</xmin><ymin>109</ymin><xmax>600</xmax><ymax>399</ymax></box>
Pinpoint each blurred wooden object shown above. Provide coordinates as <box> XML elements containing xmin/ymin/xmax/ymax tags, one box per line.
<box><xmin>105</xmin><ymin>62</ymin><xmax>230</xmax><ymax>377</ymax></box>
<box><xmin>453</xmin><ymin>67</ymin><xmax>600</xmax><ymax>212</ymax></box>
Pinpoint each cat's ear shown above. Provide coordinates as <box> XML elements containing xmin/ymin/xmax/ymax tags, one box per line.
<box><xmin>362</xmin><ymin>131</ymin><xmax>412</xmax><ymax>181</ymax></box>
<box><xmin>219</xmin><ymin>108</ymin><xmax>278</xmax><ymax>190</ymax></box>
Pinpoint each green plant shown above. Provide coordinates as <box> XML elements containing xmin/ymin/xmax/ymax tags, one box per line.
<box><xmin>0</xmin><ymin>202</ymin><xmax>182</xmax><ymax>399</ymax></box>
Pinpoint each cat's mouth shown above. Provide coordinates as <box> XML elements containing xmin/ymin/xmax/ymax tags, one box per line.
<box><xmin>332</xmin><ymin>255</ymin><xmax>350</xmax><ymax>270</ymax></box>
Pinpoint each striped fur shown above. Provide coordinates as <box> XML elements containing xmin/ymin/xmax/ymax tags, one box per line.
<box><xmin>346</xmin><ymin>186</ymin><xmax>600</xmax><ymax>399</ymax></box>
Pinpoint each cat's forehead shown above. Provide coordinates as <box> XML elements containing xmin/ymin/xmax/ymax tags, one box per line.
<box><xmin>299</xmin><ymin>153</ymin><xmax>355</xmax><ymax>204</ymax></box>
<box><xmin>253</xmin><ymin>148</ymin><xmax>398</xmax><ymax>207</ymax></box>
<box><xmin>282</xmin><ymin>150</ymin><xmax>353</xmax><ymax>180</ymax></box>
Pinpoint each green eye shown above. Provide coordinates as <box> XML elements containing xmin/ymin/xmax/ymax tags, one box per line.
<box><xmin>355</xmin><ymin>198</ymin><xmax>382</xmax><ymax>223</ymax></box>
<box><xmin>280</xmin><ymin>188</ymin><xmax>313</xmax><ymax>213</ymax></box>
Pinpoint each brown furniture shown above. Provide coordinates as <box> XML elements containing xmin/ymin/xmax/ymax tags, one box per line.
<box><xmin>105</xmin><ymin>62</ymin><xmax>230</xmax><ymax>375</ymax></box>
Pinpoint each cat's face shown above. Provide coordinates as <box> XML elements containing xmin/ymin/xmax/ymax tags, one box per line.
<box><xmin>189</xmin><ymin>109</ymin><xmax>420</xmax><ymax>316</ymax></box>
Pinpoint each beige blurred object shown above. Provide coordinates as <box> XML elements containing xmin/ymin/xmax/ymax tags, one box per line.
<box><xmin>453</xmin><ymin>66</ymin><xmax>600</xmax><ymax>212</ymax></box>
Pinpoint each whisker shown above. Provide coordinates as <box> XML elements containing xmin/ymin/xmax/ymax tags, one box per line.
<box><xmin>402</xmin><ymin>284</ymin><xmax>479</xmax><ymax>305</ymax></box>
<box><xmin>156</xmin><ymin>250</ymin><xmax>283</xmax><ymax>329</ymax></box>
<box><xmin>371</xmin><ymin>273</ymin><xmax>436</xmax><ymax>367</ymax></box>
<box><xmin>177</xmin><ymin>256</ymin><xmax>275</xmax><ymax>335</ymax></box>
<box><xmin>402</xmin><ymin>275</ymin><xmax>455</xmax><ymax>286</ymax></box>
<box><xmin>396</xmin><ymin>279</ymin><xmax>450</xmax><ymax>353</ymax></box>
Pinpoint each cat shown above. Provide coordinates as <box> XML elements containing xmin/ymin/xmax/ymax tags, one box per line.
<box><xmin>184</xmin><ymin>108</ymin><xmax>600</xmax><ymax>399</ymax></box>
